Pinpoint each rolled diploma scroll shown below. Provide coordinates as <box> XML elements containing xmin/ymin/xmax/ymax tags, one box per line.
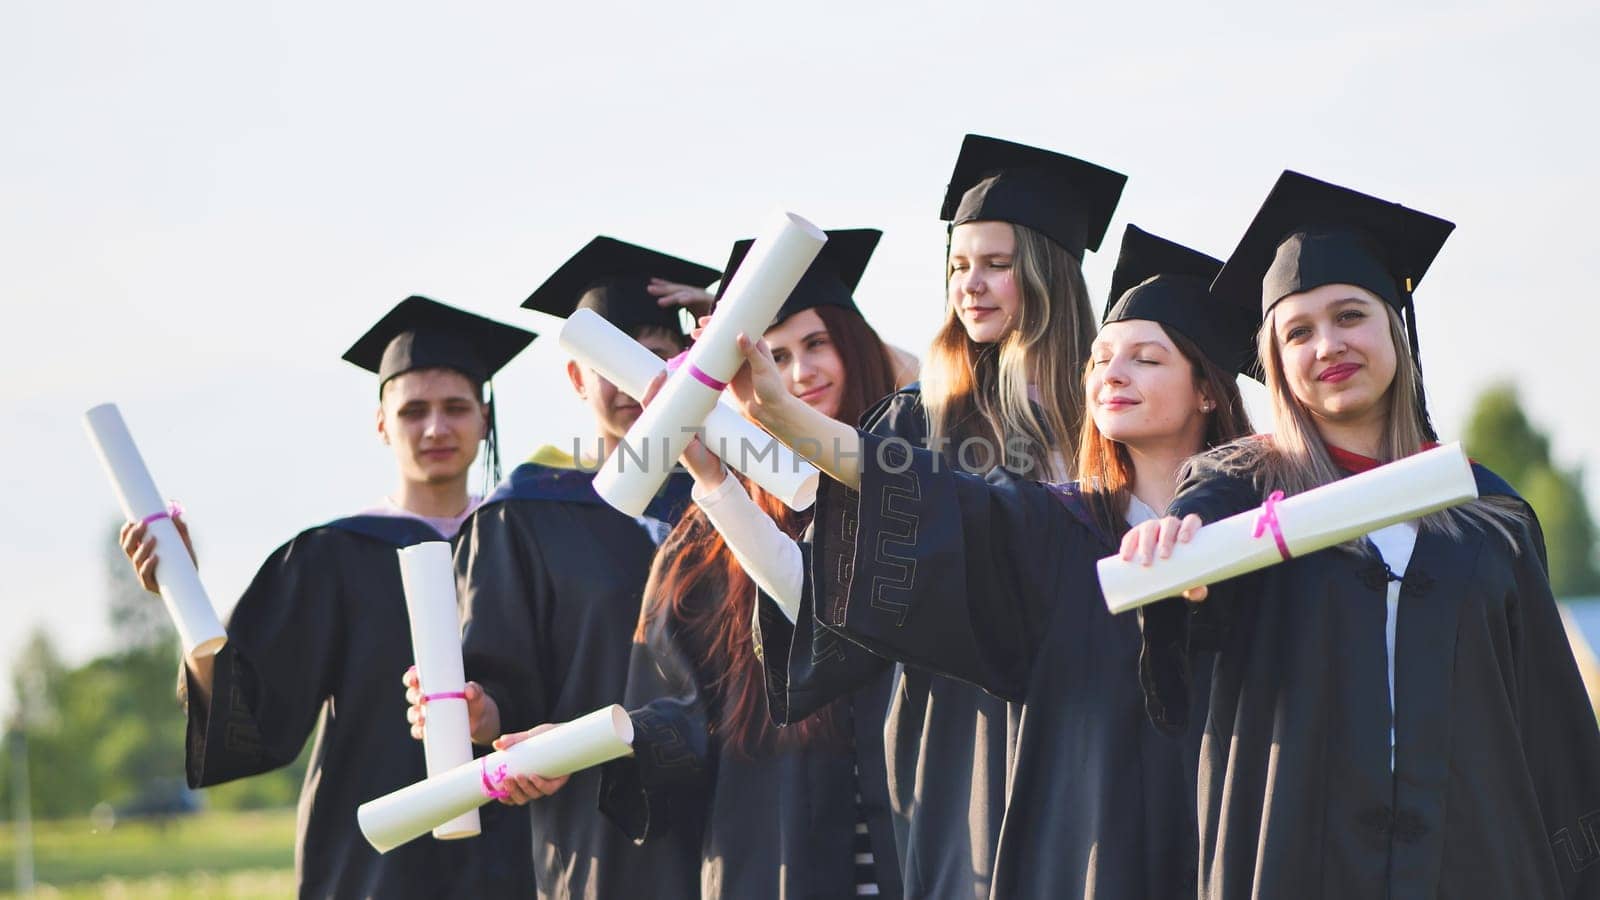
<box><xmin>560</xmin><ymin>308</ymin><xmax>819</xmax><ymax>511</ymax></box>
<box><xmin>82</xmin><ymin>403</ymin><xmax>227</xmax><ymax>657</ymax></box>
<box><xmin>1098</xmin><ymin>442</ymin><xmax>1479</xmax><ymax>615</ymax></box>
<box><xmin>593</xmin><ymin>211</ymin><xmax>827</xmax><ymax>517</ymax></box>
<box><xmin>397</xmin><ymin>542</ymin><xmax>479</xmax><ymax>840</ymax></box>
<box><xmin>358</xmin><ymin>705</ymin><xmax>634</xmax><ymax>854</ymax></box>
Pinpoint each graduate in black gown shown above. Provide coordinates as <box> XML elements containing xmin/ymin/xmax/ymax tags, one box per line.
<box><xmin>1125</xmin><ymin>171</ymin><xmax>1600</xmax><ymax>899</ymax></box>
<box><xmin>748</xmin><ymin>134</ymin><xmax>1127</xmax><ymax>898</ymax></box>
<box><xmin>555</xmin><ymin>229</ymin><xmax>905</xmax><ymax>898</ymax></box>
<box><xmin>120</xmin><ymin>296</ymin><xmax>536</xmax><ymax>899</ymax></box>
<box><xmin>719</xmin><ymin>226</ymin><xmax>1255</xmax><ymax>898</ymax></box>
<box><xmin>408</xmin><ymin>237</ymin><xmax>716</xmax><ymax>899</ymax></box>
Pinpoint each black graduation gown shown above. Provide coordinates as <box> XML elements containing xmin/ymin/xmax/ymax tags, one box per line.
<box><xmin>183</xmin><ymin>514</ymin><xmax>533</xmax><ymax>900</ymax></box>
<box><xmin>594</xmin><ymin>520</ymin><xmax>905</xmax><ymax>899</ymax></box>
<box><xmin>457</xmin><ymin>460</ymin><xmax>695</xmax><ymax>899</ymax></box>
<box><xmin>1140</xmin><ymin>454</ymin><xmax>1600</xmax><ymax>899</ymax></box>
<box><xmin>757</xmin><ymin>386</ymin><xmax>1021</xmax><ymax>899</ymax></box>
<box><xmin>786</xmin><ymin>433</ymin><xmax>1203</xmax><ymax>898</ymax></box>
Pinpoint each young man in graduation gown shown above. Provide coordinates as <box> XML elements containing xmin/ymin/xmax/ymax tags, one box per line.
<box><xmin>429</xmin><ymin>238</ymin><xmax>717</xmax><ymax>899</ymax></box>
<box><xmin>120</xmin><ymin>296</ymin><xmax>536</xmax><ymax>899</ymax></box>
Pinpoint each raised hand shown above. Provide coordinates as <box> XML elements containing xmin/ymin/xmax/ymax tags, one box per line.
<box><xmin>648</xmin><ymin>279</ymin><xmax>715</xmax><ymax>318</ymax></box>
<box><xmin>118</xmin><ymin>514</ymin><xmax>197</xmax><ymax>593</ymax></box>
<box><xmin>639</xmin><ymin>369</ymin><xmax>723</xmax><ymax>487</ymax></box>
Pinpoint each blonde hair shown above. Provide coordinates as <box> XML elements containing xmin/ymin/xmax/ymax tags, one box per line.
<box><xmin>922</xmin><ymin>221</ymin><xmax>1096</xmax><ymax>481</ymax></box>
<box><xmin>1212</xmin><ymin>301</ymin><xmax>1523</xmax><ymax>548</ymax></box>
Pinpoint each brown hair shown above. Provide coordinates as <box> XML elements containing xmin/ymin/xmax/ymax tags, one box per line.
<box><xmin>636</xmin><ymin>305</ymin><xmax>899</xmax><ymax>758</ymax></box>
<box><xmin>1077</xmin><ymin>326</ymin><xmax>1252</xmax><ymax>540</ymax></box>
<box><xmin>922</xmin><ymin>219</ymin><xmax>1097</xmax><ymax>480</ymax></box>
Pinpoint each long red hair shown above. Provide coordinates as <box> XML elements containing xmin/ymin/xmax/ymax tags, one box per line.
<box><xmin>637</xmin><ymin>304</ymin><xmax>898</xmax><ymax>758</ymax></box>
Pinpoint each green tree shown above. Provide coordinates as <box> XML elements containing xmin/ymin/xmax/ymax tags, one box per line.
<box><xmin>1465</xmin><ymin>383</ymin><xmax>1600</xmax><ymax>597</ymax></box>
<box><xmin>3</xmin><ymin>521</ymin><xmax>310</xmax><ymax>822</ymax></box>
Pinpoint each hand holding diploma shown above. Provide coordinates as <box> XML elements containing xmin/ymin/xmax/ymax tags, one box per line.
<box><xmin>636</xmin><ymin>370</ymin><xmax>729</xmax><ymax>490</ymax></box>
<box><xmin>118</xmin><ymin>514</ymin><xmax>219</xmax><ymax>701</ymax></box>
<box><xmin>559</xmin><ymin>306</ymin><xmax>820</xmax><ymax>508</ymax></box>
<box><xmin>711</xmin><ymin>325</ymin><xmax>865</xmax><ymax>490</ymax></box>
<box><xmin>85</xmin><ymin>403</ymin><xmax>228</xmax><ymax>658</ymax></box>
<box><xmin>1098</xmin><ymin>442</ymin><xmax>1479</xmax><ymax>613</ymax></box>
<box><xmin>593</xmin><ymin>211</ymin><xmax>826</xmax><ymax>516</ymax></box>
<box><xmin>486</xmin><ymin>724</ymin><xmax>570</xmax><ymax>804</ymax></box>
<box><xmin>403</xmin><ymin>668</ymin><xmax>501</xmax><ymax>747</ymax></box>
<box><xmin>358</xmin><ymin>705</ymin><xmax>635</xmax><ymax>853</ymax></box>
<box><xmin>119</xmin><ymin>514</ymin><xmax>198</xmax><ymax>595</ymax></box>
<box><xmin>1118</xmin><ymin>514</ymin><xmax>1209</xmax><ymax>602</ymax></box>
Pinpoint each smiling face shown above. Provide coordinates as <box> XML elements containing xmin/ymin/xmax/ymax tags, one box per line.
<box><xmin>1268</xmin><ymin>283</ymin><xmax>1398</xmax><ymax>429</ymax></box>
<box><xmin>1086</xmin><ymin>318</ymin><xmax>1210</xmax><ymax>451</ymax></box>
<box><xmin>947</xmin><ymin>220</ymin><xmax>1021</xmax><ymax>344</ymax></box>
<box><xmin>764</xmin><ymin>308</ymin><xmax>846</xmax><ymax>420</ymax></box>
<box><xmin>569</xmin><ymin>327</ymin><xmax>685</xmax><ymax>440</ymax></box>
<box><xmin>378</xmin><ymin>367</ymin><xmax>487</xmax><ymax>485</ymax></box>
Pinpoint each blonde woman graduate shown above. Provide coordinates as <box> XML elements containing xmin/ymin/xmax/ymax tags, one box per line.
<box><xmin>1126</xmin><ymin>171</ymin><xmax>1600</xmax><ymax>899</ymax></box>
<box><xmin>750</xmin><ymin>134</ymin><xmax>1127</xmax><ymax>898</ymax></box>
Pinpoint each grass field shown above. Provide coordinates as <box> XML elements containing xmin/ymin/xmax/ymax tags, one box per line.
<box><xmin>0</xmin><ymin>808</ymin><xmax>296</xmax><ymax>897</ymax></box>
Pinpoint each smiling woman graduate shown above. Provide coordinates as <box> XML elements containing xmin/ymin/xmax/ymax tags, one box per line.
<box><xmin>1128</xmin><ymin>171</ymin><xmax>1600</xmax><ymax>899</ymax></box>
<box><xmin>121</xmin><ymin>296</ymin><xmax>536</xmax><ymax>899</ymax></box>
<box><xmin>750</xmin><ymin>134</ymin><xmax>1128</xmax><ymax>899</ymax></box>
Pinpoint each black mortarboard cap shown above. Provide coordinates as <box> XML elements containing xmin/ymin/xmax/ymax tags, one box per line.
<box><xmin>1102</xmin><ymin>225</ymin><xmax>1255</xmax><ymax>377</ymax></box>
<box><xmin>522</xmin><ymin>236</ymin><xmax>720</xmax><ymax>337</ymax></box>
<box><xmin>714</xmin><ymin>228</ymin><xmax>882</xmax><ymax>326</ymax></box>
<box><xmin>939</xmin><ymin>134</ymin><xmax>1127</xmax><ymax>259</ymax></box>
<box><xmin>342</xmin><ymin>295</ymin><xmax>536</xmax><ymax>390</ymax></box>
<box><xmin>1210</xmin><ymin>170</ymin><xmax>1454</xmax><ymax>318</ymax></box>
<box><xmin>1211</xmin><ymin>170</ymin><xmax>1454</xmax><ymax>437</ymax></box>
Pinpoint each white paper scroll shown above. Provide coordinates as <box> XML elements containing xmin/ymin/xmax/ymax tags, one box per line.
<box><xmin>559</xmin><ymin>308</ymin><xmax>819</xmax><ymax>511</ymax></box>
<box><xmin>397</xmin><ymin>542</ymin><xmax>478</xmax><ymax>840</ymax></box>
<box><xmin>593</xmin><ymin>211</ymin><xmax>827</xmax><ymax>517</ymax></box>
<box><xmin>357</xmin><ymin>705</ymin><xmax>634</xmax><ymax>854</ymax></box>
<box><xmin>83</xmin><ymin>403</ymin><xmax>227</xmax><ymax>657</ymax></box>
<box><xmin>1098</xmin><ymin>442</ymin><xmax>1479</xmax><ymax>614</ymax></box>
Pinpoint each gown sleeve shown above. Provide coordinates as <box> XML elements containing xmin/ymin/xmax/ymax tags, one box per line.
<box><xmin>1505</xmin><ymin>508</ymin><xmax>1600</xmax><ymax>897</ymax></box>
<box><xmin>802</xmin><ymin>431</ymin><xmax>1097</xmax><ymax>701</ymax></box>
<box><xmin>597</xmin><ymin>566</ymin><xmax>716</xmax><ymax>845</ymax></box>
<box><xmin>457</xmin><ymin>504</ymin><xmax>557</xmax><ymax>733</ymax></box>
<box><xmin>183</xmin><ymin>530</ymin><xmax>347</xmax><ymax>787</ymax></box>
<box><xmin>751</xmin><ymin>390</ymin><xmax>928</xmax><ymax>725</ymax></box>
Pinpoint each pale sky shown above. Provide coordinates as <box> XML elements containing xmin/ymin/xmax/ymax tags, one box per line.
<box><xmin>3</xmin><ymin>0</ymin><xmax>1596</xmax><ymax>719</ymax></box>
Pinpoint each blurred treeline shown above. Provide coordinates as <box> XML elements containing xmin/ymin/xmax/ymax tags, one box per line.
<box><xmin>2</xmin><ymin>523</ymin><xmax>307</xmax><ymax>821</ymax></box>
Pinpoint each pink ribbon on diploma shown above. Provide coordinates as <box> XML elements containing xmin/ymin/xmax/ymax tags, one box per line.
<box><xmin>139</xmin><ymin>500</ymin><xmax>184</xmax><ymax>527</ymax></box>
<box><xmin>666</xmin><ymin>352</ymin><xmax>728</xmax><ymax>392</ymax></box>
<box><xmin>1252</xmin><ymin>490</ymin><xmax>1292</xmax><ymax>561</ymax></box>
<box><xmin>422</xmin><ymin>691</ymin><xmax>467</xmax><ymax>703</ymax></box>
<box><xmin>480</xmin><ymin>760</ymin><xmax>510</xmax><ymax>800</ymax></box>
